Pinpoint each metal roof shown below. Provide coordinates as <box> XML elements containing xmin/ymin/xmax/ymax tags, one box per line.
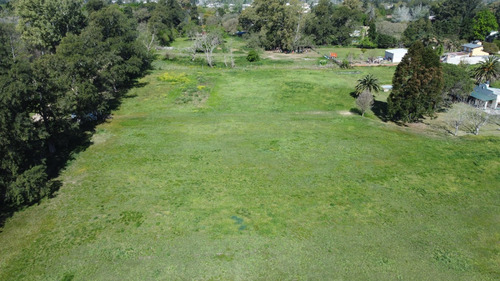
<box><xmin>471</xmin><ymin>84</ymin><xmax>497</xmax><ymax>101</ymax></box>
<box><xmin>462</xmin><ymin>43</ymin><xmax>482</xmax><ymax>49</ymax></box>
<box><xmin>385</xmin><ymin>48</ymin><xmax>408</xmax><ymax>54</ymax></box>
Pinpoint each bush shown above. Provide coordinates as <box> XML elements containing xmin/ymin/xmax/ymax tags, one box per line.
<box><xmin>246</xmin><ymin>50</ymin><xmax>260</xmax><ymax>62</ymax></box>
<box><xmin>483</xmin><ymin>42</ymin><xmax>499</xmax><ymax>54</ymax></box>
<box><xmin>376</xmin><ymin>34</ymin><xmax>398</xmax><ymax>49</ymax></box>
<box><xmin>340</xmin><ymin>60</ymin><xmax>352</xmax><ymax>69</ymax></box>
<box><xmin>494</xmin><ymin>39</ymin><xmax>500</xmax><ymax>50</ymax></box>
<box><xmin>358</xmin><ymin>37</ymin><xmax>377</xmax><ymax>48</ymax></box>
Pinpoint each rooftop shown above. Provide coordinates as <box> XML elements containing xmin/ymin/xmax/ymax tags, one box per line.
<box><xmin>385</xmin><ymin>48</ymin><xmax>408</xmax><ymax>54</ymax></box>
<box><xmin>462</xmin><ymin>43</ymin><xmax>482</xmax><ymax>49</ymax></box>
<box><xmin>471</xmin><ymin>84</ymin><xmax>499</xmax><ymax>101</ymax></box>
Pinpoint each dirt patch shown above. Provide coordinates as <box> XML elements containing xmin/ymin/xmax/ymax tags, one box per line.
<box><xmin>339</xmin><ymin>111</ymin><xmax>354</xmax><ymax>116</ymax></box>
<box><xmin>264</xmin><ymin>51</ymin><xmax>320</xmax><ymax>60</ymax></box>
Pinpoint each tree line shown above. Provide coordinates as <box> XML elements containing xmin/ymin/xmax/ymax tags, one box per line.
<box><xmin>0</xmin><ymin>0</ymin><xmax>156</xmax><ymax>213</ymax></box>
<box><xmin>236</xmin><ymin>0</ymin><xmax>500</xmax><ymax>52</ymax></box>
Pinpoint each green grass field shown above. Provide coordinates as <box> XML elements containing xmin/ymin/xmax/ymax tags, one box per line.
<box><xmin>0</xmin><ymin>45</ymin><xmax>499</xmax><ymax>280</ymax></box>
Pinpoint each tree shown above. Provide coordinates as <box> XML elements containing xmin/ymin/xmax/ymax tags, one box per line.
<box><xmin>305</xmin><ymin>0</ymin><xmax>335</xmax><ymax>45</ymax></box>
<box><xmin>355</xmin><ymin>74</ymin><xmax>381</xmax><ymax>95</ymax></box>
<box><xmin>445</xmin><ymin>103</ymin><xmax>470</xmax><ymax>136</ymax></box>
<box><xmin>467</xmin><ymin>107</ymin><xmax>490</xmax><ymax>135</ymax></box>
<box><xmin>194</xmin><ymin>29</ymin><xmax>223</xmax><ymax>67</ymax></box>
<box><xmin>376</xmin><ymin>34</ymin><xmax>397</xmax><ymax>48</ymax></box>
<box><xmin>483</xmin><ymin>42</ymin><xmax>499</xmax><ymax>54</ymax></box>
<box><xmin>432</xmin><ymin>0</ymin><xmax>482</xmax><ymax>40</ymax></box>
<box><xmin>239</xmin><ymin>0</ymin><xmax>303</xmax><ymax>51</ymax></box>
<box><xmin>0</xmin><ymin>23</ymin><xmax>50</xmax><ymax>209</ymax></box>
<box><xmin>392</xmin><ymin>5</ymin><xmax>411</xmax><ymax>23</ymax></box>
<box><xmin>356</xmin><ymin>90</ymin><xmax>374</xmax><ymax>117</ymax></box>
<box><xmin>472</xmin><ymin>56</ymin><xmax>500</xmax><ymax>84</ymax></box>
<box><xmin>472</xmin><ymin>9</ymin><xmax>499</xmax><ymax>41</ymax></box>
<box><xmin>330</xmin><ymin>5</ymin><xmax>363</xmax><ymax>45</ymax></box>
<box><xmin>14</xmin><ymin>0</ymin><xmax>86</xmax><ymax>53</ymax></box>
<box><xmin>402</xmin><ymin>18</ymin><xmax>434</xmax><ymax>47</ymax></box>
<box><xmin>148</xmin><ymin>0</ymin><xmax>185</xmax><ymax>46</ymax></box>
<box><xmin>86</xmin><ymin>0</ymin><xmax>106</xmax><ymax>13</ymax></box>
<box><xmin>442</xmin><ymin>63</ymin><xmax>474</xmax><ymax>106</ymax></box>
<box><xmin>246</xmin><ymin>49</ymin><xmax>260</xmax><ymax>62</ymax></box>
<box><xmin>387</xmin><ymin>41</ymin><xmax>444</xmax><ymax>123</ymax></box>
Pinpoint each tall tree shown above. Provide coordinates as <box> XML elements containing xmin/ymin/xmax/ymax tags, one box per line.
<box><xmin>442</xmin><ymin>63</ymin><xmax>474</xmax><ymax>106</ymax></box>
<box><xmin>305</xmin><ymin>0</ymin><xmax>335</xmax><ymax>45</ymax></box>
<box><xmin>387</xmin><ymin>41</ymin><xmax>444</xmax><ymax>123</ymax></box>
<box><xmin>14</xmin><ymin>0</ymin><xmax>86</xmax><ymax>53</ymax></box>
<box><xmin>402</xmin><ymin>18</ymin><xmax>434</xmax><ymax>47</ymax></box>
<box><xmin>0</xmin><ymin>23</ymin><xmax>49</xmax><ymax>208</ymax></box>
<box><xmin>330</xmin><ymin>4</ymin><xmax>363</xmax><ymax>46</ymax></box>
<box><xmin>472</xmin><ymin>9</ymin><xmax>499</xmax><ymax>41</ymax></box>
<box><xmin>238</xmin><ymin>0</ymin><xmax>302</xmax><ymax>51</ymax></box>
<box><xmin>431</xmin><ymin>0</ymin><xmax>482</xmax><ymax>40</ymax></box>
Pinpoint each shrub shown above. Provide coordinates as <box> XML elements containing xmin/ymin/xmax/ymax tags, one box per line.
<box><xmin>494</xmin><ymin>39</ymin><xmax>500</xmax><ymax>50</ymax></box>
<box><xmin>483</xmin><ymin>42</ymin><xmax>499</xmax><ymax>54</ymax></box>
<box><xmin>318</xmin><ymin>59</ymin><xmax>328</xmax><ymax>66</ymax></box>
<box><xmin>246</xmin><ymin>50</ymin><xmax>260</xmax><ymax>62</ymax></box>
<box><xmin>340</xmin><ymin>59</ymin><xmax>352</xmax><ymax>69</ymax></box>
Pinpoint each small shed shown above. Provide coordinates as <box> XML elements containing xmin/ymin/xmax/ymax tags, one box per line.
<box><xmin>385</xmin><ymin>48</ymin><xmax>408</xmax><ymax>63</ymax></box>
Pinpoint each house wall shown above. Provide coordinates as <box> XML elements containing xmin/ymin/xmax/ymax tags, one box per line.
<box><xmin>385</xmin><ymin>51</ymin><xmax>407</xmax><ymax>63</ymax></box>
<box><xmin>471</xmin><ymin>47</ymin><xmax>489</xmax><ymax>56</ymax></box>
<box><xmin>444</xmin><ymin>55</ymin><xmax>487</xmax><ymax>65</ymax></box>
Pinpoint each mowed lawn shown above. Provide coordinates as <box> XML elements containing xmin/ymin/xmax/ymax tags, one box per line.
<box><xmin>0</xmin><ymin>61</ymin><xmax>499</xmax><ymax>280</ymax></box>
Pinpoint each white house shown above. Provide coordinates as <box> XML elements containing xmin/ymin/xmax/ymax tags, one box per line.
<box><xmin>441</xmin><ymin>53</ymin><xmax>488</xmax><ymax>65</ymax></box>
<box><xmin>385</xmin><ymin>49</ymin><xmax>408</xmax><ymax>63</ymax></box>
<box><xmin>470</xmin><ymin>83</ymin><xmax>500</xmax><ymax>109</ymax></box>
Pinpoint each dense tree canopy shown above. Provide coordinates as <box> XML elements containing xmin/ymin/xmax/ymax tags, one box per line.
<box><xmin>239</xmin><ymin>0</ymin><xmax>303</xmax><ymax>51</ymax></box>
<box><xmin>14</xmin><ymin>0</ymin><xmax>86</xmax><ymax>53</ymax></box>
<box><xmin>431</xmin><ymin>0</ymin><xmax>482</xmax><ymax>40</ymax></box>
<box><xmin>472</xmin><ymin>9</ymin><xmax>499</xmax><ymax>41</ymax></box>
<box><xmin>0</xmin><ymin>2</ymin><xmax>151</xmax><ymax>212</ymax></box>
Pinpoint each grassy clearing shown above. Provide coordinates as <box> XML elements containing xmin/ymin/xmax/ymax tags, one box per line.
<box><xmin>0</xmin><ymin>43</ymin><xmax>499</xmax><ymax>280</ymax></box>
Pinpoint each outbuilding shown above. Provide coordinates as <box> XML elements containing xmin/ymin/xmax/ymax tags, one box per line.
<box><xmin>470</xmin><ymin>83</ymin><xmax>500</xmax><ymax>109</ymax></box>
<box><xmin>384</xmin><ymin>48</ymin><xmax>408</xmax><ymax>63</ymax></box>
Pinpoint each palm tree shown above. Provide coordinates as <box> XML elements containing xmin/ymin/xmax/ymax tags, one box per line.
<box><xmin>355</xmin><ymin>74</ymin><xmax>382</xmax><ymax>95</ymax></box>
<box><xmin>473</xmin><ymin>56</ymin><xmax>500</xmax><ymax>84</ymax></box>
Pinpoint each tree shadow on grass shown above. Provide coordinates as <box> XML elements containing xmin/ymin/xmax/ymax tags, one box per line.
<box><xmin>372</xmin><ymin>100</ymin><xmax>390</xmax><ymax>122</ymax></box>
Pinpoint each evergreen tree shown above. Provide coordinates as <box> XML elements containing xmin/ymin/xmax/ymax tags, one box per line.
<box><xmin>387</xmin><ymin>41</ymin><xmax>444</xmax><ymax>123</ymax></box>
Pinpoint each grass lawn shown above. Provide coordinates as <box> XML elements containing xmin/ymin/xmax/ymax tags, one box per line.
<box><xmin>0</xmin><ymin>46</ymin><xmax>499</xmax><ymax>280</ymax></box>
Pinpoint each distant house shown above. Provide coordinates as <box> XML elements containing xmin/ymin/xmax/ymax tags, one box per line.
<box><xmin>441</xmin><ymin>52</ymin><xmax>488</xmax><ymax>65</ymax></box>
<box><xmin>462</xmin><ymin>42</ymin><xmax>489</xmax><ymax>57</ymax></box>
<box><xmin>384</xmin><ymin>49</ymin><xmax>408</xmax><ymax>63</ymax></box>
<box><xmin>442</xmin><ymin>41</ymin><xmax>490</xmax><ymax>65</ymax></box>
<box><xmin>470</xmin><ymin>83</ymin><xmax>500</xmax><ymax>109</ymax></box>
